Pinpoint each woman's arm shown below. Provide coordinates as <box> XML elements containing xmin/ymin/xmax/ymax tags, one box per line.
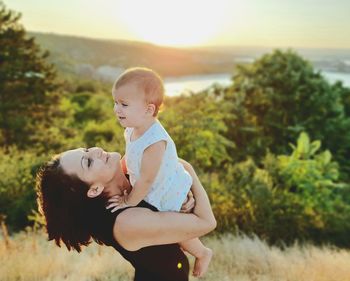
<box><xmin>114</xmin><ymin>162</ymin><xmax>216</xmax><ymax>251</ymax></box>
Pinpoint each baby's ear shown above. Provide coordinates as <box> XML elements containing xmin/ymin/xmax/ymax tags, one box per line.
<box><xmin>146</xmin><ymin>103</ymin><xmax>156</xmax><ymax>116</ymax></box>
<box><xmin>87</xmin><ymin>184</ymin><xmax>104</xmax><ymax>198</ymax></box>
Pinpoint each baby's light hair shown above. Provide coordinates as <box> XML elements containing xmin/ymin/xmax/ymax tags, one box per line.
<box><xmin>113</xmin><ymin>67</ymin><xmax>164</xmax><ymax>116</ymax></box>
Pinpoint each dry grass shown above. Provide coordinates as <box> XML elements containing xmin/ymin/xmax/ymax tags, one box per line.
<box><xmin>1</xmin><ymin>230</ymin><xmax>350</xmax><ymax>281</ymax></box>
<box><xmin>0</xmin><ymin>229</ymin><xmax>133</xmax><ymax>281</ymax></box>
<box><xmin>200</xmin><ymin>235</ymin><xmax>350</xmax><ymax>281</ymax></box>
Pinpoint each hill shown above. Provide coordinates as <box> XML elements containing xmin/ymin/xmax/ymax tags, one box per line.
<box><xmin>29</xmin><ymin>32</ymin><xmax>350</xmax><ymax>81</ymax></box>
<box><xmin>30</xmin><ymin>32</ymin><xmax>236</xmax><ymax>80</ymax></box>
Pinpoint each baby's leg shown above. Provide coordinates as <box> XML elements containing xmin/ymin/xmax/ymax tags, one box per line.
<box><xmin>179</xmin><ymin>238</ymin><xmax>213</xmax><ymax>278</ymax></box>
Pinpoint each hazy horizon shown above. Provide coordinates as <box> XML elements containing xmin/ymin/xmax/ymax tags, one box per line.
<box><xmin>7</xmin><ymin>0</ymin><xmax>350</xmax><ymax>49</ymax></box>
<box><xmin>28</xmin><ymin>31</ymin><xmax>350</xmax><ymax>52</ymax></box>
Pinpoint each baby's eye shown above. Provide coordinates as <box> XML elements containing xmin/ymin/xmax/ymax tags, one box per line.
<box><xmin>121</xmin><ymin>103</ymin><xmax>128</xmax><ymax>107</ymax></box>
<box><xmin>87</xmin><ymin>158</ymin><xmax>93</xmax><ymax>168</ymax></box>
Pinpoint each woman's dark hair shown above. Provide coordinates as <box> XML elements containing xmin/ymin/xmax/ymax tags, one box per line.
<box><xmin>36</xmin><ymin>154</ymin><xmax>109</xmax><ymax>252</ymax></box>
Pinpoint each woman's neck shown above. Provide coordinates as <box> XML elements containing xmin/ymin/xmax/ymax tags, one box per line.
<box><xmin>104</xmin><ymin>168</ymin><xmax>131</xmax><ymax>197</ymax></box>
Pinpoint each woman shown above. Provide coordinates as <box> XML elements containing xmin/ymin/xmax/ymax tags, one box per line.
<box><xmin>36</xmin><ymin>146</ymin><xmax>216</xmax><ymax>281</ymax></box>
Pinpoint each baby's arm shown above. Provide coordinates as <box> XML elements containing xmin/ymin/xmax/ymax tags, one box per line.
<box><xmin>122</xmin><ymin>140</ymin><xmax>166</xmax><ymax>207</ymax></box>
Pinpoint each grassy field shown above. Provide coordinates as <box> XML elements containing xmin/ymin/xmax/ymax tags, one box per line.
<box><xmin>1</xmin><ymin>230</ymin><xmax>350</xmax><ymax>281</ymax></box>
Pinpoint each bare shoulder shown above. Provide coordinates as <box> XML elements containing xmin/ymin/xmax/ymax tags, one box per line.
<box><xmin>112</xmin><ymin>207</ymin><xmax>156</xmax><ymax>250</ymax></box>
<box><xmin>113</xmin><ymin>208</ymin><xmax>150</xmax><ymax>233</ymax></box>
<box><xmin>114</xmin><ymin>208</ymin><xmax>153</xmax><ymax>231</ymax></box>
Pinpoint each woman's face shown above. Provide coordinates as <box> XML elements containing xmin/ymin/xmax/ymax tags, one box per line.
<box><xmin>60</xmin><ymin>147</ymin><xmax>121</xmax><ymax>186</ymax></box>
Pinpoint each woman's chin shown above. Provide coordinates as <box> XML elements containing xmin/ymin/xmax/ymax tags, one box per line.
<box><xmin>109</xmin><ymin>152</ymin><xmax>121</xmax><ymax>164</ymax></box>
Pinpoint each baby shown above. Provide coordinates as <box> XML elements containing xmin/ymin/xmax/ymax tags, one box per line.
<box><xmin>109</xmin><ymin>67</ymin><xmax>213</xmax><ymax>277</ymax></box>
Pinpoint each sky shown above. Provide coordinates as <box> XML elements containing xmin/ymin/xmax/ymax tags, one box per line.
<box><xmin>7</xmin><ymin>0</ymin><xmax>350</xmax><ymax>48</ymax></box>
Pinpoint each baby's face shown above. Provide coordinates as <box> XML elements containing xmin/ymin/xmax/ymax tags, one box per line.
<box><xmin>112</xmin><ymin>82</ymin><xmax>149</xmax><ymax>128</ymax></box>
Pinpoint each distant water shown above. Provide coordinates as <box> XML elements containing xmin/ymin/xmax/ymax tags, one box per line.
<box><xmin>164</xmin><ymin>73</ymin><xmax>232</xmax><ymax>97</ymax></box>
<box><xmin>322</xmin><ymin>71</ymin><xmax>350</xmax><ymax>87</ymax></box>
<box><xmin>164</xmin><ymin>71</ymin><xmax>350</xmax><ymax>97</ymax></box>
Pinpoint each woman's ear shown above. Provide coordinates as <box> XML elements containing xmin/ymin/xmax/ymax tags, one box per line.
<box><xmin>146</xmin><ymin>103</ymin><xmax>156</xmax><ymax>116</ymax></box>
<box><xmin>87</xmin><ymin>184</ymin><xmax>104</xmax><ymax>198</ymax></box>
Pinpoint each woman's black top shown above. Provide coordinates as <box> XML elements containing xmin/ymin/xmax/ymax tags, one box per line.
<box><xmin>96</xmin><ymin>200</ymin><xmax>189</xmax><ymax>281</ymax></box>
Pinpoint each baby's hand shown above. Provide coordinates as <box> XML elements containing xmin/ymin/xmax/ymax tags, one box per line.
<box><xmin>180</xmin><ymin>190</ymin><xmax>195</xmax><ymax>213</ymax></box>
<box><xmin>106</xmin><ymin>190</ymin><xmax>129</xmax><ymax>212</ymax></box>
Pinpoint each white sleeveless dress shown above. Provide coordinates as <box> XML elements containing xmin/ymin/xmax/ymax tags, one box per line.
<box><xmin>124</xmin><ymin>121</ymin><xmax>192</xmax><ymax>211</ymax></box>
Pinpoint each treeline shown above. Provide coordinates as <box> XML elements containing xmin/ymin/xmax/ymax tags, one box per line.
<box><xmin>1</xmin><ymin>2</ymin><xmax>350</xmax><ymax>247</ymax></box>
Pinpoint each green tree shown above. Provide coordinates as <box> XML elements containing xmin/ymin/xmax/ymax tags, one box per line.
<box><xmin>222</xmin><ymin>49</ymin><xmax>350</xmax><ymax>180</ymax></box>
<box><xmin>212</xmin><ymin>132</ymin><xmax>350</xmax><ymax>246</ymax></box>
<box><xmin>0</xmin><ymin>146</ymin><xmax>45</xmax><ymax>231</ymax></box>
<box><xmin>263</xmin><ymin>132</ymin><xmax>350</xmax><ymax>245</ymax></box>
<box><xmin>160</xmin><ymin>92</ymin><xmax>234</xmax><ymax>172</ymax></box>
<box><xmin>0</xmin><ymin>2</ymin><xmax>57</xmax><ymax>148</ymax></box>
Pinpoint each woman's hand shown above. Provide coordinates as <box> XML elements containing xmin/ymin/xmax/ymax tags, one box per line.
<box><xmin>106</xmin><ymin>190</ymin><xmax>130</xmax><ymax>212</ymax></box>
<box><xmin>180</xmin><ymin>190</ymin><xmax>195</xmax><ymax>213</ymax></box>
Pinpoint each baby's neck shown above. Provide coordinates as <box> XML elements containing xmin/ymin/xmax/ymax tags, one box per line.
<box><xmin>132</xmin><ymin>118</ymin><xmax>157</xmax><ymax>140</ymax></box>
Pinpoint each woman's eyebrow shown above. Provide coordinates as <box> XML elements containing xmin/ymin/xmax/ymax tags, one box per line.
<box><xmin>80</xmin><ymin>148</ymin><xmax>88</xmax><ymax>170</ymax></box>
<box><xmin>81</xmin><ymin>150</ymin><xmax>86</xmax><ymax>170</ymax></box>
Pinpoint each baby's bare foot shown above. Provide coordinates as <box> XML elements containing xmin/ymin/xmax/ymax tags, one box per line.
<box><xmin>193</xmin><ymin>247</ymin><xmax>213</xmax><ymax>278</ymax></box>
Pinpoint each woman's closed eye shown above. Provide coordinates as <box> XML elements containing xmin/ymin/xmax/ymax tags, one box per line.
<box><xmin>114</xmin><ymin>101</ymin><xmax>128</xmax><ymax>107</ymax></box>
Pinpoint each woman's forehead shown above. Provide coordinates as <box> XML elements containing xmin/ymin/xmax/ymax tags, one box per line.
<box><xmin>60</xmin><ymin>148</ymin><xmax>85</xmax><ymax>177</ymax></box>
<box><xmin>62</xmin><ymin>148</ymin><xmax>84</xmax><ymax>159</ymax></box>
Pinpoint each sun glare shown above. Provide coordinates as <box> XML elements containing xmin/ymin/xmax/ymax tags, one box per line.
<box><xmin>116</xmin><ymin>0</ymin><xmax>230</xmax><ymax>47</ymax></box>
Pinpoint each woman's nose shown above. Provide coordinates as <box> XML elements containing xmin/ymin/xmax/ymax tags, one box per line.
<box><xmin>89</xmin><ymin>147</ymin><xmax>103</xmax><ymax>157</ymax></box>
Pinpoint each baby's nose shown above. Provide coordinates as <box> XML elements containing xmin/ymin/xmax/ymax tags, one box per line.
<box><xmin>115</xmin><ymin>105</ymin><xmax>122</xmax><ymax>113</ymax></box>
